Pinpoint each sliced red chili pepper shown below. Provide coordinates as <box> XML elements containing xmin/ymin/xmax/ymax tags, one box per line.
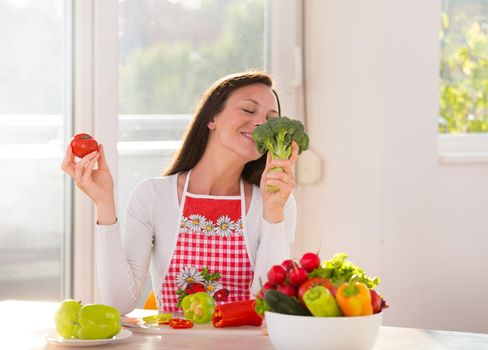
<box><xmin>169</xmin><ymin>318</ymin><xmax>193</xmax><ymax>329</ymax></box>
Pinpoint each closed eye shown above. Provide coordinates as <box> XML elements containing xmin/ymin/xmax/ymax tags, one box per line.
<box><xmin>243</xmin><ymin>109</ymin><xmax>255</xmax><ymax>114</ymax></box>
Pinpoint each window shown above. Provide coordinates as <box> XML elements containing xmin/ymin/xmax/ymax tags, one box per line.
<box><xmin>0</xmin><ymin>0</ymin><xmax>300</xmax><ymax>303</ymax></box>
<box><xmin>440</xmin><ymin>0</ymin><xmax>488</xmax><ymax>133</ymax></box>
<box><xmin>439</xmin><ymin>0</ymin><xmax>488</xmax><ymax>161</ymax></box>
<box><xmin>0</xmin><ymin>0</ymin><xmax>72</xmax><ymax>300</ymax></box>
<box><xmin>65</xmin><ymin>0</ymin><xmax>299</xmax><ymax>303</ymax></box>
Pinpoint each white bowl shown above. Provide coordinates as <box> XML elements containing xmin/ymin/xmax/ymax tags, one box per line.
<box><xmin>265</xmin><ymin>311</ymin><xmax>382</xmax><ymax>350</ymax></box>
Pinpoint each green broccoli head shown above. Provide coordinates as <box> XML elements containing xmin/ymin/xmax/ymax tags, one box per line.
<box><xmin>290</xmin><ymin>119</ymin><xmax>309</xmax><ymax>155</ymax></box>
<box><xmin>252</xmin><ymin>116</ymin><xmax>310</xmax><ymax>160</ymax></box>
<box><xmin>252</xmin><ymin>122</ymin><xmax>275</xmax><ymax>154</ymax></box>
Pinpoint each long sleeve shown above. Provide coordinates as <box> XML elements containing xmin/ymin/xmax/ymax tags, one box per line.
<box><xmin>251</xmin><ymin>195</ymin><xmax>297</xmax><ymax>294</ymax></box>
<box><xmin>96</xmin><ymin>179</ymin><xmax>155</xmax><ymax>315</ymax></box>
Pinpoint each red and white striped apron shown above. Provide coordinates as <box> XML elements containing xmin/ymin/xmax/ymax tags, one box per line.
<box><xmin>159</xmin><ymin>170</ymin><xmax>254</xmax><ymax>312</ymax></box>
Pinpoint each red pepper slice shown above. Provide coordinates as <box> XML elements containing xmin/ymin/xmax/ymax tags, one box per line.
<box><xmin>212</xmin><ymin>300</ymin><xmax>263</xmax><ymax>328</ymax></box>
<box><xmin>169</xmin><ymin>318</ymin><xmax>193</xmax><ymax>329</ymax></box>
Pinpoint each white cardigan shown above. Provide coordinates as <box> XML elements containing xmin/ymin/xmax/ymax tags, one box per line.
<box><xmin>96</xmin><ymin>173</ymin><xmax>296</xmax><ymax>315</ymax></box>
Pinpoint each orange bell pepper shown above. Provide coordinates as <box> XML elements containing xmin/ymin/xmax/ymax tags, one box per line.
<box><xmin>336</xmin><ymin>281</ymin><xmax>373</xmax><ymax>316</ymax></box>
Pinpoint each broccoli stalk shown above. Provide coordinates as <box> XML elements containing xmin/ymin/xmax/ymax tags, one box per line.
<box><xmin>252</xmin><ymin>116</ymin><xmax>310</xmax><ymax>192</ymax></box>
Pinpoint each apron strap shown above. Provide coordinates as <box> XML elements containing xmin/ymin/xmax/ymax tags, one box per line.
<box><xmin>239</xmin><ymin>178</ymin><xmax>254</xmax><ymax>268</ymax></box>
<box><xmin>239</xmin><ymin>177</ymin><xmax>245</xmax><ymax>215</ymax></box>
<box><xmin>183</xmin><ymin>169</ymin><xmax>192</xmax><ymax>195</ymax></box>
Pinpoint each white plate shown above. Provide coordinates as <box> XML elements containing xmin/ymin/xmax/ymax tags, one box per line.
<box><xmin>45</xmin><ymin>329</ymin><xmax>132</xmax><ymax>347</ymax></box>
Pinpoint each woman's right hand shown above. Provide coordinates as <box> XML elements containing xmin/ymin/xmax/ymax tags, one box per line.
<box><xmin>61</xmin><ymin>143</ymin><xmax>114</xmax><ymax>206</ymax></box>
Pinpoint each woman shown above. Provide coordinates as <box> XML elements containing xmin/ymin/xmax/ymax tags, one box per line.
<box><xmin>61</xmin><ymin>71</ymin><xmax>298</xmax><ymax>315</ymax></box>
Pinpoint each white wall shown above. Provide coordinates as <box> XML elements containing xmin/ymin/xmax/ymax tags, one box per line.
<box><xmin>299</xmin><ymin>0</ymin><xmax>488</xmax><ymax>333</ymax></box>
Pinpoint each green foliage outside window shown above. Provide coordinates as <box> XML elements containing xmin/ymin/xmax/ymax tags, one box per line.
<box><xmin>119</xmin><ymin>0</ymin><xmax>265</xmax><ymax>115</ymax></box>
<box><xmin>439</xmin><ymin>10</ymin><xmax>488</xmax><ymax>133</ymax></box>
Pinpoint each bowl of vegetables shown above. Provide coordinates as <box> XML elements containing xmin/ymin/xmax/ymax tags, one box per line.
<box><xmin>265</xmin><ymin>311</ymin><xmax>382</xmax><ymax>350</ymax></box>
<box><xmin>256</xmin><ymin>253</ymin><xmax>387</xmax><ymax>350</ymax></box>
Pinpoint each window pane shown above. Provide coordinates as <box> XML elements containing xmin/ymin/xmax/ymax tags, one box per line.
<box><xmin>439</xmin><ymin>0</ymin><xmax>488</xmax><ymax>133</ymax></box>
<box><xmin>0</xmin><ymin>0</ymin><xmax>70</xmax><ymax>300</ymax></box>
<box><xmin>117</xmin><ymin>0</ymin><xmax>267</xmax><ymax>305</ymax></box>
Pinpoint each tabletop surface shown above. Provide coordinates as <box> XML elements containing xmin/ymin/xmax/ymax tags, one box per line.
<box><xmin>1</xmin><ymin>300</ymin><xmax>487</xmax><ymax>350</ymax></box>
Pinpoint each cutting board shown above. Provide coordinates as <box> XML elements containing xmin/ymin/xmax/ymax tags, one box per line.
<box><xmin>122</xmin><ymin>309</ymin><xmax>267</xmax><ymax>336</ymax></box>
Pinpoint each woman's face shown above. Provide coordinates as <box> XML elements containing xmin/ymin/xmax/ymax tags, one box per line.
<box><xmin>208</xmin><ymin>83</ymin><xmax>279</xmax><ymax>162</ymax></box>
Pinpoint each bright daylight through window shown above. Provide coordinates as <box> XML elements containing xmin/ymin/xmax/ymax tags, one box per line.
<box><xmin>0</xmin><ymin>0</ymin><xmax>69</xmax><ymax>301</ymax></box>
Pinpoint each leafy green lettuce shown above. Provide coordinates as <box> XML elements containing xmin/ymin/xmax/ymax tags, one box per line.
<box><xmin>308</xmin><ymin>253</ymin><xmax>380</xmax><ymax>289</ymax></box>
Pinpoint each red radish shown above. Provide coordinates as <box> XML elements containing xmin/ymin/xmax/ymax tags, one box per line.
<box><xmin>370</xmin><ymin>289</ymin><xmax>382</xmax><ymax>313</ymax></box>
<box><xmin>287</xmin><ymin>267</ymin><xmax>308</xmax><ymax>287</ymax></box>
<box><xmin>281</xmin><ymin>259</ymin><xmax>295</xmax><ymax>272</ymax></box>
<box><xmin>299</xmin><ymin>252</ymin><xmax>321</xmax><ymax>272</ymax></box>
<box><xmin>267</xmin><ymin>265</ymin><xmax>287</xmax><ymax>286</ymax></box>
<box><xmin>276</xmin><ymin>284</ymin><xmax>296</xmax><ymax>297</ymax></box>
<box><xmin>258</xmin><ymin>282</ymin><xmax>276</xmax><ymax>298</ymax></box>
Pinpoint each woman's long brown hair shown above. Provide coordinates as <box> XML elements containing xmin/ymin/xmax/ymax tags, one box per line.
<box><xmin>164</xmin><ymin>71</ymin><xmax>281</xmax><ymax>186</ymax></box>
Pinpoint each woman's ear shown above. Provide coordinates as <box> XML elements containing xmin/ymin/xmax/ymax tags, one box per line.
<box><xmin>208</xmin><ymin>120</ymin><xmax>216</xmax><ymax>130</ymax></box>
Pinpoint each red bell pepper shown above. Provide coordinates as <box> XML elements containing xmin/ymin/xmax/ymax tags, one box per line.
<box><xmin>212</xmin><ymin>300</ymin><xmax>263</xmax><ymax>328</ymax></box>
<box><xmin>169</xmin><ymin>318</ymin><xmax>193</xmax><ymax>329</ymax></box>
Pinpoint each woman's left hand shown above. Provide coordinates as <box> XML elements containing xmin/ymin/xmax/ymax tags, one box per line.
<box><xmin>260</xmin><ymin>141</ymin><xmax>299</xmax><ymax>223</ymax></box>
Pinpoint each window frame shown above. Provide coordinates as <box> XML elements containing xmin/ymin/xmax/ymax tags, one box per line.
<box><xmin>72</xmin><ymin>0</ymin><xmax>118</xmax><ymax>302</ymax></box>
<box><xmin>62</xmin><ymin>0</ymin><xmax>75</xmax><ymax>300</ymax></box>
<box><xmin>438</xmin><ymin>133</ymin><xmax>488</xmax><ymax>164</ymax></box>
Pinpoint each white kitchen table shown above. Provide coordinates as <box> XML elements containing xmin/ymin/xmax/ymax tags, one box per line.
<box><xmin>1</xmin><ymin>300</ymin><xmax>487</xmax><ymax>350</ymax></box>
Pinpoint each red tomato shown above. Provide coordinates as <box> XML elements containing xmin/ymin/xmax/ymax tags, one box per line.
<box><xmin>70</xmin><ymin>133</ymin><xmax>99</xmax><ymax>158</ymax></box>
<box><xmin>297</xmin><ymin>277</ymin><xmax>336</xmax><ymax>304</ymax></box>
<box><xmin>267</xmin><ymin>265</ymin><xmax>287</xmax><ymax>286</ymax></box>
<box><xmin>169</xmin><ymin>318</ymin><xmax>193</xmax><ymax>329</ymax></box>
<box><xmin>299</xmin><ymin>252</ymin><xmax>321</xmax><ymax>272</ymax></box>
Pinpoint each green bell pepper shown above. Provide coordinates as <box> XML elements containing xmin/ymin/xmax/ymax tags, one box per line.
<box><xmin>76</xmin><ymin>304</ymin><xmax>121</xmax><ymax>340</ymax></box>
<box><xmin>142</xmin><ymin>313</ymin><xmax>172</xmax><ymax>324</ymax></box>
<box><xmin>303</xmin><ymin>285</ymin><xmax>343</xmax><ymax>317</ymax></box>
<box><xmin>181</xmin><ymin>292</ymin><xmax>216</xmax><ymax>324</ymax></box>
<box><xmin>55</xmin><ymin>299</ymin><xmax>82</xmax><ymax>339</ymax></box>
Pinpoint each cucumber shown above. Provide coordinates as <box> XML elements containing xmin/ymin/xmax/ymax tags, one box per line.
<box><xmin>264</xmin><ymin>290</ymin><xmax>312</xmax><ymax>316</ymax></box>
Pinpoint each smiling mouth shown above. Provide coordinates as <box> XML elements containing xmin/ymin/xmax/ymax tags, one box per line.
<box><xmin>241</xmin><ymin>132</ymin><xmax>254</xmax><ymax>141</ymax></box>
